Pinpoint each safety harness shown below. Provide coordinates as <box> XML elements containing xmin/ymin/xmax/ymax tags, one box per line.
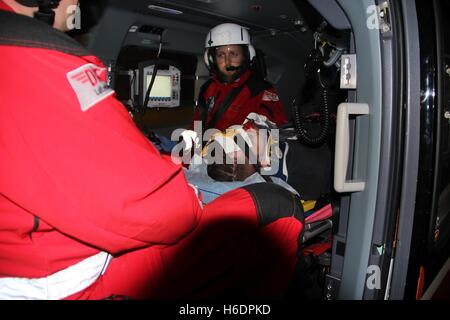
<box><xmin>197</xmin><ymin>72</ymin><xmax>272</xmax><ymax>131</ymax></box>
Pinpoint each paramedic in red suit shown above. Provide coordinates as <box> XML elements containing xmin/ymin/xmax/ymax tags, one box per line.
<box><xmin>192</xmin><ymin>23</ymin><xmax>288</xmax><ymax>132</ymax></box>
<box><xmin>0</xmin><ymin>0</ymin><xmax>303</xmax><ymax>300</ymax></box>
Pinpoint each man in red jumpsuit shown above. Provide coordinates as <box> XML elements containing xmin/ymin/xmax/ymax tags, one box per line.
<box><xmin>0</xmin><ymin>0</ymin><xmax>303</xmax><ymax>300</ymax></box>
<box><xmin>192</xmin><ymin>23</ymin><xmax>289</xmax><ymax>132</ymax></box>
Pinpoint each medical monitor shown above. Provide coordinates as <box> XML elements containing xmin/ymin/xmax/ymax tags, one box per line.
<box><xmin>146</xmin><ymin>75</ymin><xmax>172</xmax><ymax>98</ymax></box>
<box><xmin>137</xmin><ymin>61</ymin><xmax>181</xmax><ymax>108</ymax></box>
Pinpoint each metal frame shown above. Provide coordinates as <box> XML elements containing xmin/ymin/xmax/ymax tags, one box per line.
<box><xmin>334</xmin><ymin>0</ymin><xmax>383</xmax><ymax>299</ymax></box>
<box><xmin>388</xmin><ymin>0</ymin><xmax>421</xmax><ymax>300</ymax></box>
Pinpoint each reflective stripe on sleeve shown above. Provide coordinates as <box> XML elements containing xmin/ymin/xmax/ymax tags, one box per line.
<box><xmin>0</xmin><ymin>251</ymin><xmax>112</xmax><ymax>300</ymax></box>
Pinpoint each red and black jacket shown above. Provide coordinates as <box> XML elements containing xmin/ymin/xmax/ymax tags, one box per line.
<box><xmin>193</xmin><ymin>69</ymin><xmax>288</xmax><ymax>131</ymax></box>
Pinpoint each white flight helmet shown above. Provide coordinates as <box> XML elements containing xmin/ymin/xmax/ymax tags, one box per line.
<box><xmin>204</xmin><ymin>23</ymin><xmax>256</xmax><ymax>69</ymax></box>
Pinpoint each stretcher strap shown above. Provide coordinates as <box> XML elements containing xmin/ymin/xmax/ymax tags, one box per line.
<box><xmin>304</xmin><ymin>203</ymin><xmax>332</xmax><ymax>224</ymax></box>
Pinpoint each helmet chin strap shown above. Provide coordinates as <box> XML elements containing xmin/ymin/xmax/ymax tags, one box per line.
<box><xmin>34</xmin><ymin>4</ymin><xmax>55</xmax><ymax>25</ymax></box>
<box><xmin>16</xmin><ymin>0</ymin><xmax>61</xmax><ymax>26</ymax></box>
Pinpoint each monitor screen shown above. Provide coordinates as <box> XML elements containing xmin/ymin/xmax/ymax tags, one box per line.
<box><xmin>146</xmin><ymin>75</ymin><xmax>172</xmax><ymax>98</ymax></box>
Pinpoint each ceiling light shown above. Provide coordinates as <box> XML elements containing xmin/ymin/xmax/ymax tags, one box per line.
<box><xmin>192</xmin><ymin>0</ymin><xmax>217</xmax><ymax>3</ymax></box>
<box><xmin>128</xmin><ymin>25</ymin><xmax>139</xmax><ymax>32</ymax></box>
<box><xmin>148</xmin><ymin>5</ymin><xmax>183</xmax><ymax>15</ymax></box>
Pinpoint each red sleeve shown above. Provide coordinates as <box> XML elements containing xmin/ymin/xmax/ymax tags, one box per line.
<box><xmin>254</xmin><ymin>87</ymin><xmax>288</xmax><ymax>126</ymax></box>
<box><xmin>0</xmin><ymin>47</ymin><xmax>201</xmax><ymax>254</ymax></box>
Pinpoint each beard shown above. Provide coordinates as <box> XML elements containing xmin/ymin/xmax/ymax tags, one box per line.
<box><xmin>217</xmin><ymin>66</ymin><xmax>243</xmax><ymax>83</ymax></box>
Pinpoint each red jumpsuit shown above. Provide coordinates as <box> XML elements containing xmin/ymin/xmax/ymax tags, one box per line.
<box><xmin>0</xmin><ymin>3</ymin><xmax>302</xmax><ymax>300</ymax></box>
<box><xmin>193</xmin><ymin>70</ymin><xmax>288</xmax><ymax>131</ymax></box>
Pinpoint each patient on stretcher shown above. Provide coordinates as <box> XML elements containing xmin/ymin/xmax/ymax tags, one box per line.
<box><xmin>183</xmin><ymin>113</ymin><xmax>333</xmax><ymax>245</ymax></box>
<box><xmin>183</xmin><ymin>113</ymin><xmax>299</xmax><ymax>204</ymax></box>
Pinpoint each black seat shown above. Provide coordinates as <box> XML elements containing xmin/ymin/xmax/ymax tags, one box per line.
<box><xmin>252</xmin><ymin>48</ymin><xmax>268</xmax><ymax>80</ymax></box>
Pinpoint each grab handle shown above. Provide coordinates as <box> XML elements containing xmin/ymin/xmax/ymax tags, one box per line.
<box><xmin>334</xmin><ymin>103</ymin><xmax>369</xmax><ymax>193</ymax></box>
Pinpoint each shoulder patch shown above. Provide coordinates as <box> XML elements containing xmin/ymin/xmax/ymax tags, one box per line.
<box><xmin>262</xmin><ymin>90</ymin><xmax>280</xmax><ymax>102</ymax></box>
<box><xmin>67</xmin><ymin>63</ymin><xmax>114</xmax><ymax>112</ymax></box>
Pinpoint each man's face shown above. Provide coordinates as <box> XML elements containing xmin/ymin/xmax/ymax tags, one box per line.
<box><xmin>215</xmin><ymin>45</ymin><xmax>244</xmax><ymax>82</ymax></box>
